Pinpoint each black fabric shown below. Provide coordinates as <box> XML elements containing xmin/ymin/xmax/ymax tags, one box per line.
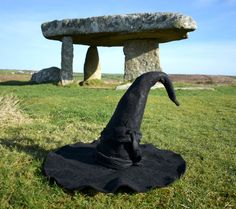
<box><xmin>43</xmin><ymin>140</ymin><xmax>186</xmax><ymax>193</ymax></box>
<box><xmin>96</xmin><ymin>149</ymin><xmax>133</xmax><ymax>170</ymax></box>
<box><xmin>43</xmin><ymin>71</ymin><xmax>185</xmax><ymax>193</ymax></box>
<box><xmin>103</xmin><ymin>72</ymin><xmax>179</xmax><ymax>134</ymax></box>
<box><xmin>95</xmin><ymin>72</ymin><xmax>180</xmax><ymax>170</ymax></box>
<box><xmin>98</xmin><ymin>127</ymin><xmax>142</xmax><ymax>168</ymax></box>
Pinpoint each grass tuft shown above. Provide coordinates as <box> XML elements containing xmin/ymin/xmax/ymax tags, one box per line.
<box><xmin>0</xmin><ymin>94</ymin><xmax>31</xmax><ymax>127</ymax></box>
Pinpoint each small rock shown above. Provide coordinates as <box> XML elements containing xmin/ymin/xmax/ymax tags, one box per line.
<box><xmin>115</xmin><ymin>83</ymin><xmax>132</xmax><ymax>90</ymax></box>
<box><xmin>116</xmin><ymin>82</ymin><xmax>164</xmax><ymax>90</ymax></box>
<box><xmin>151</xmin><ymin>82</ymin><xmax>164</xmax><ymax>89</ymax></box>
<box><xmin>31</xmin><ymin>67</ymin><xmax>60</xmax><ymax>84</ymax></box>
<box><xmin>175</xmin><ymin>87</ymin><xmax>215</xmax><ymax>90</ymax></box>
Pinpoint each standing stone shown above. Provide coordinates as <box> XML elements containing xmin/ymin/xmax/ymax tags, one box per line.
<box><xmin>123</xmin><ymin>40</ymin><xmax>161</xmax><ymax>81</ymax></box>
<box><xmin>84</xmin><ymin>46</ymin><xmax>101</xmax><ymax>81</ymax></box>
<box><xmin>61</xmin><ymin>36</ymin><xmax>73</xmax><ymax>85</ymax></box>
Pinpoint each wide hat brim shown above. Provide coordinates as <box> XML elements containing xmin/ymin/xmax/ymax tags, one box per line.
<box><xmin>43</xmin><ymin>140</ymin><xmax>186</xmax><ymax>193</ymax></box>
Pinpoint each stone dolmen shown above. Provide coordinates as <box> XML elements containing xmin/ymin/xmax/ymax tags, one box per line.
<box><xmin>41</xmin><ymin>12</ymin><xmax>196</xmax><ymax>85</ymax></box>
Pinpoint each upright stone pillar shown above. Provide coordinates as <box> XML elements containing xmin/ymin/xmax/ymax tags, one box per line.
<box><xmin>61</xmin><ymin>36</ymin><xmax>73</xmax><ymax>85</ymax></box>
<box><xmin>83</xmin><ymin>46</ymin><xmax>101</xmax><ymax>81</ymax></box>
<box><xmin>123</xmin><ymin>40</ymin><xmax>162</xmax><ymax>81</ymax></box>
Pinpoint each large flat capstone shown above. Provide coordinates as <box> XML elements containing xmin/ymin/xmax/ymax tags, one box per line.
<box><xmin>42</xmin><ymin>12</ymin><xmax>196</xmax><ymax>46</ymax></box>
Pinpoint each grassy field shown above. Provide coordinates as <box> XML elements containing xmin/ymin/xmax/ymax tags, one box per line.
<box><xmin>0</xmin><ymin>72</ymin><xmax>235</xmax><ymax>208</ymax></box>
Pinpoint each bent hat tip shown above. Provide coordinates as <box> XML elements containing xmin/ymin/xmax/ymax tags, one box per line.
<box><xmin>174</xmin><ymin>99</ymin><xmax>180</xmax><ymax>106</ymax></box>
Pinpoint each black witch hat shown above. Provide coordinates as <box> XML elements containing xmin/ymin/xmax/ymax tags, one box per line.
<box><xmin>43</xmin><ymin>71</ymin><xmax>185</xmax><ymax>193</ymax></box>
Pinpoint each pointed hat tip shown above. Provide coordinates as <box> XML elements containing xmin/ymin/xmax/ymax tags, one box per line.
<box><xmin>174</xmin><ymin>99</ymin><xmax>180</xmax><ymax>106</ymax></box>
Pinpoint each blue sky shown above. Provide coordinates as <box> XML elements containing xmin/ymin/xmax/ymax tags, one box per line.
<box><xmin>0</xmin><ymin>0</ymin><xmax>236</xmax><ymax>75</ymax></box>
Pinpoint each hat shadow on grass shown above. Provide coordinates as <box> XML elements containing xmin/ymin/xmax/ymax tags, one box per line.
<box><xmin>0</xmin><ymin>137</ymin><xmax>48</xmax><ymax>161</ymax></box>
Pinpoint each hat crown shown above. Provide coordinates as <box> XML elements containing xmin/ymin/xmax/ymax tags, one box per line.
<box><xmin>95</xmin><ymin>71</ymin><xmax>179</xmax><ymax>169</ymax></box>
<box><xmin>96</xmin><ymin>126</ymin><xmax>142</xmax><ymax>169</ymax></box>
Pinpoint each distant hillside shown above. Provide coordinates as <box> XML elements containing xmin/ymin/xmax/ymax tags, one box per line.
<box><xmin>0</xmin><ymin>69</ymin><xmax>235</xmax><ymax>85</ymax></box>
<box><xmin>169</xmin><ymin>74</ymin><xmax>236</xmax><ymax>85</ymax></box>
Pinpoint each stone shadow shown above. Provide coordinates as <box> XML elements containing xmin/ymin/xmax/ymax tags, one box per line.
<box><xmin>0</xmin><ymin>80</ymin><xmax>59</xmax><ymax>86</ymax></box>
<box><xmin>0</xmin><ymin>80</ymin><xmax>34</xmax><ymax>86</ymax></box>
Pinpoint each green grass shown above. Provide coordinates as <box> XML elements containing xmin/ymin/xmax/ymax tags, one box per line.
<box><xmin>0</xmin><ymin>81</ymin><xmax>235</xmax><ymax>208</ymax></box>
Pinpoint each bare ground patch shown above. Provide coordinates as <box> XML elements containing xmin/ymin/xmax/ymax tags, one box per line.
<box><xmin>169</xmin><ymin>74</ymin><xmax>236</xmax><ymax>85</ymax></box>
